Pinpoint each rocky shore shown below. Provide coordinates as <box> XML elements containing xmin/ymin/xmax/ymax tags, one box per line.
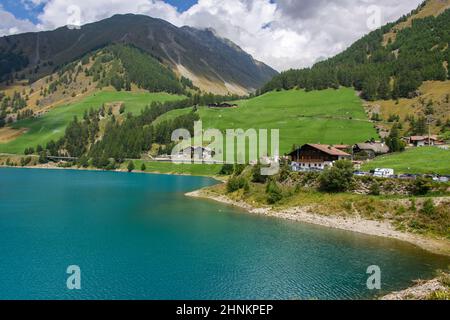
<box><xmin>186</xmin><ymin>189</ymin><xmax>450</xmax><ymax>257</ymax></box>
<box><xmin>381</xmin><ymin>275</ymin><xmax>449</xmax><ymax>300</ymax></box>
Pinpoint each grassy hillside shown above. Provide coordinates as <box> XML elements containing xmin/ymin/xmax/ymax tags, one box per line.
<box><xmin>157</xmin><ymin>88</ymin><xmax>378</xmax><ymax>154</ymax></box>
<box><xmin>366</xmin><ymin>80</ymin><xmax>450</xmax><ymax>136</ymax></box>
<box><xmin>0</xmin><ymin>91</ymin><xmax>183</xmax><ymax>154</ymax></box>
<box><xmin>361</xmin><ymin>147</ymin><xmax>450</xmax><ymax>175</ymax></box>
<box><xmin>125</xmin><ymin>160</ymin><xmax>223</xmax><ymax>177</ymax></box>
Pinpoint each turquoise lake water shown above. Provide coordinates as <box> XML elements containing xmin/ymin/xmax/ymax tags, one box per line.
<box><xmin>0</xmin><ymin>167</ymin><xmax>448</xmax><ymax>300</ymax></box>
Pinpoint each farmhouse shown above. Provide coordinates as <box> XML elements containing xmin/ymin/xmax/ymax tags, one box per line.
<box><xmin>289</xmin><ymin>144</ymin><xmax>351</xmax><ymax>171</ymax></box>
<box><xmin>178</xmin><ymin>146</ymin><xmax>215</xmax><ymax>160</ymax></box>
<box><xmin>207</xmin><ymin>102</ymin><xmax>237</xmax><ymax>108</ymax></box>
<box><xmin>353</xmin><ymin>142</ymin><xmax>389</xmax><ymax>159</ymax></box>
<box><xmin>407</xmin><ymin>135</ymin><xmax>439</xmax><ymax>147</ymax></box>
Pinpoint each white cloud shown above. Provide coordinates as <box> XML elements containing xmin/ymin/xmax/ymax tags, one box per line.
<box><xmin>0</xmin><ymin>5</ymin><xmax>38</xmax><ymax>36</ymax></box>
<box><xmin>34</xmin><ymin>0</ymin><xmax>181</xmax><ymax>30</ymax></box>
<box><xmin>177</xmin><ymin>0</ymin><xmax>424</xmax><ymax>71</ymax></box>
<box><xmin>2</xmin><ymin>0</ymin><xmax>425</xmax><ymax>71</ymax></box>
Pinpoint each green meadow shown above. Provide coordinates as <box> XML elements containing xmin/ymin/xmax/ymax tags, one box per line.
<box><xmin>1</xmin><ymin>88</ymin><xmax>378</xmax><ymax>156</ymax></box>
<box><xmin>0</xmin><ymin>91</ymin><xmax>184</xmax><ymax>154</ymax></box>
<box><xmin>156</xmin><ymin>88</ymin><xmax>377</xmax><ymax>154</ymax></box>
<box><xmin>362</xmin><ymin>147</ymin><xmax>450</xmax><ymax>175</ymax></box>
<box><xmin>125</xmin><ymin>160</ymin><xmax>223</xmax><ymax>177</ymax></box>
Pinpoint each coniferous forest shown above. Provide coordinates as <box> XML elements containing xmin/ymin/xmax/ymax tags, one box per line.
<box><xmin>262</xmin><ymin>6</ymin><xmax>450</xmax><ymax>101</ymax></box>
<box><xmin>30</xmin><ymin>93</ymin><xmax>242</xmax><ymax>169</ymax></box>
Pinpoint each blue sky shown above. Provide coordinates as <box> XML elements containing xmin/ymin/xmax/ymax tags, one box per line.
<box><xmin>1</xmin><ymin>0</ymin><xmax>41</xmax><ymax>23</ymax></box>
<box><xmin>1</xmin><ymin>0</ymin><xmax>198</xmax><ymax>23</ymax></box>
<box><xmin>165</xmin><ymin>0</ymin><xmax>198</xmax><ymax>12</ymax></box>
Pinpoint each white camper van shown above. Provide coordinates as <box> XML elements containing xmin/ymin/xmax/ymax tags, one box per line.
<box><xmin>373</xmin><ymin>168</ymin><xmax>394</xmax><ymax>178</ymax></box>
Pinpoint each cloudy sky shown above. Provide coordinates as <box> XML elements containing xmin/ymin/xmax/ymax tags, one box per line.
<box><xmin>0</xmin><ymin>0</ymin><xmax>423</xmax><ymax>71</ymax></box>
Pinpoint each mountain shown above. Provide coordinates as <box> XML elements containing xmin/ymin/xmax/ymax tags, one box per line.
<box><xmin>262</xmin><ymin>0</ymin><xmax>450</xmax><ymax>100</ymax></box>
<box><xmin>0</xmin><ymin>14</ymin><xmax>277</xmax><ymax>95</ymax></box>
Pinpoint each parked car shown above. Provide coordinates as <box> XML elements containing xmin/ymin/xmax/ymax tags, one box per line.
<box><xmin>399</xmin><ymin>174</ymin><xmax>417</xmax><ymax>180</ymax></box>
<box><xmin>439</xmin><ymin>176</ymin><xmax>449</xmax><ymax>183</ymax></box>
<box><xmin>354</xmin><ymin>171</ymin><xmax>370</xmax><ymax>177</ymax></box>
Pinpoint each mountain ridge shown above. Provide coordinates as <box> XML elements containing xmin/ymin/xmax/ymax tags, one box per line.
<box><xmin>0</xmin><ymin>14</ymin><xmax>277</xmax><ymax>95</ymax></box>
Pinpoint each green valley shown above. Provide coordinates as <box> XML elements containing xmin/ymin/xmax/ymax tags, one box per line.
<box><xmin>157</xmin><ymin>88</ymin><xmax>378</xmax><ymax>154</ymax></box>
<box><xmin>0</xmin><ymin>91</ymin><xmax>184</xmax><ymax>154</ymax></box>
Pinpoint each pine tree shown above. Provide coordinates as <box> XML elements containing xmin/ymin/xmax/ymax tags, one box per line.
<box><xmin>378</xmin><ymin>78</ymin><xmax>391</xmax><ymax>100</ymax></box>
<box><xmin>127</xmin><ymin>161</ymin><xmax>135</xmax><ymax>172</ymax></box>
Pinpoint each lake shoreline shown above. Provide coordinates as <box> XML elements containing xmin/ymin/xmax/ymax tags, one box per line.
<box><xmin>186</xmin><ymin>189</ymin><xmax>450</xmax><ymax>258</ymax></box>
<box><xmin>0</xmin><ymin>163</ymin><xmax>226</xmax><ymax>182</ymax></box>
<box><xmin>1</xmin><ymin>165</ymin><xmax>448</xmax><ymax>299</ymax></box>
<box><xmin>3</xmin><ymin>164</ymin><xmax>448</xmax><ymax>257</ymax></box>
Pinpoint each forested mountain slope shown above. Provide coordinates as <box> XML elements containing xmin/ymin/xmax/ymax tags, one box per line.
<box><xmin>0</xmin><ymin>14</ymin><xmax>277</xmax><ymax>95</ymax></box>
<box><xmin>262</xmin><ymin>0</ymin><xmax>450</xmax><ymax>101</ymax></box>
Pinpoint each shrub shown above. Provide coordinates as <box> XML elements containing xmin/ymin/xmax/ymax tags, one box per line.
<box><xmin>141</xmin><ymin>163</ymin><xmax>147</xmax><ymax>171</ymax></box>
<box><xmin>24</xmin><ymin>147</ymin><xmax>34</xmax><ymax>155</ymax></box>
<box><xmin>106</xmin><ymin>159</ymin><xmax>117</xmax><ymax>171</ymax></box>
<box><xmin>266</xmin><ymin>180</ymin><xmax>283</xmax><ymax>204</ymax></box>
<box><xmin>420</xmin><ymin>199</ymin><xmax>436</xmax><ymax>217</ymax></box>
<box><xmin>234</xmin><ymin>164</ymin><xmax>247</xmax><ymax>176</ymax></box>
<box><xmin>409</xmin><ymin>198</ymin><xmax>417</xmax><ymax>212</ymax></box>
<box><xmin>427</xmin><ymin>290</ymin><xmax>450</xmax><ymax>300</ymax></box>
<box><xmin>369</xmin><ymin>182</ymin><xmax>381</xmax><ymax>196</ymax></box>
<box><xmin>226</xmin><ymin>176</ymin><xmax>248</xmax><ymax>193</ymax></box>
<box><xmin>20</xmin><ymin>157</ymin><xmax>31</xmax><ymax>167</ymax></box>
<box><xmin>219</xmin><ymin>164</ymin><xmax>234</xmax><ymax>175</ymax></box>
<box><xmin>299</xmin><ymin>171</ymin><xmax>320</xmax><ymax>186</ymax></box>
<box><xmin>319</xmin><ymin>160</ymin><xmax>354</xmax><ymax>193</ymax></box>
<box><xmin>252</xmin><ymin>164</ymin><xmax>268</xmax><ymax>184</ymax></box>
<box><xmin>278</xmin><ymin>160</ymin><xmax>291</xmax><ymax>182</ymax></box>
<box><xmin>412</xmin><ymin>177</ymin><xmax>432</xmax><ymax>195</ymax></box>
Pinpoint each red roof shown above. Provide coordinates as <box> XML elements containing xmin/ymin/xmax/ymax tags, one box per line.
<box><xmin>410</xmin><ymin>136</ymin><xmax>438</xmax><ymax>141</ymax></box>
<box><xmin>306</xmin><ymin>144</ymin><xmax>351</xmax><ymax>157</ymax></box>
<box><xmin>333</xmin><ymin>144</ymin><xmax>350</xmax><ymax>150</ymax></box>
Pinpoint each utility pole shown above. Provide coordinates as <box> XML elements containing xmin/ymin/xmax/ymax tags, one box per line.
<box><xmin>427</xmin><ymin>115</ymin><xmax>433</xmax><ymax>146</ymax></box>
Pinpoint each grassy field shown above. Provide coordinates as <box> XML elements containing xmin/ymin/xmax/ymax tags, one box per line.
<box><xmin>0</xmin><ymin>91</ymin><xmax>184</xmax><ymax>154</ymax></box>
<box><xmin>123</xmin><ymin>160</ymin><xmax>223</xmax><ymax>177</ymax></box>
<box><xmin>156</xmin><ymin>88</ymin><xmax>377</xmax><ymax>154</ymax></box>
<box><xmin>362</xmin><ymin>147</ymin><xmax>450</xmax><ymax>175</ymax></box>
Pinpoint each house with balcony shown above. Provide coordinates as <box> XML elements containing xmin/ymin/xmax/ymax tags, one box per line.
<box><xmin>289</xmin><ymin>144</ymin><xmax>351</xmax><ymax>171</ymax></box>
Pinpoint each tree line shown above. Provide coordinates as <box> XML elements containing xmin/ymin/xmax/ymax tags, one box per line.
<box><xmin>261</xmin><ymin>6</ymin><xmax>450</xmax><ymax>101</ymax></box>
<box><xmin>26</xmin><ymin>94</ymin><xmax>244</xmax><ymax>168</ymax></box>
